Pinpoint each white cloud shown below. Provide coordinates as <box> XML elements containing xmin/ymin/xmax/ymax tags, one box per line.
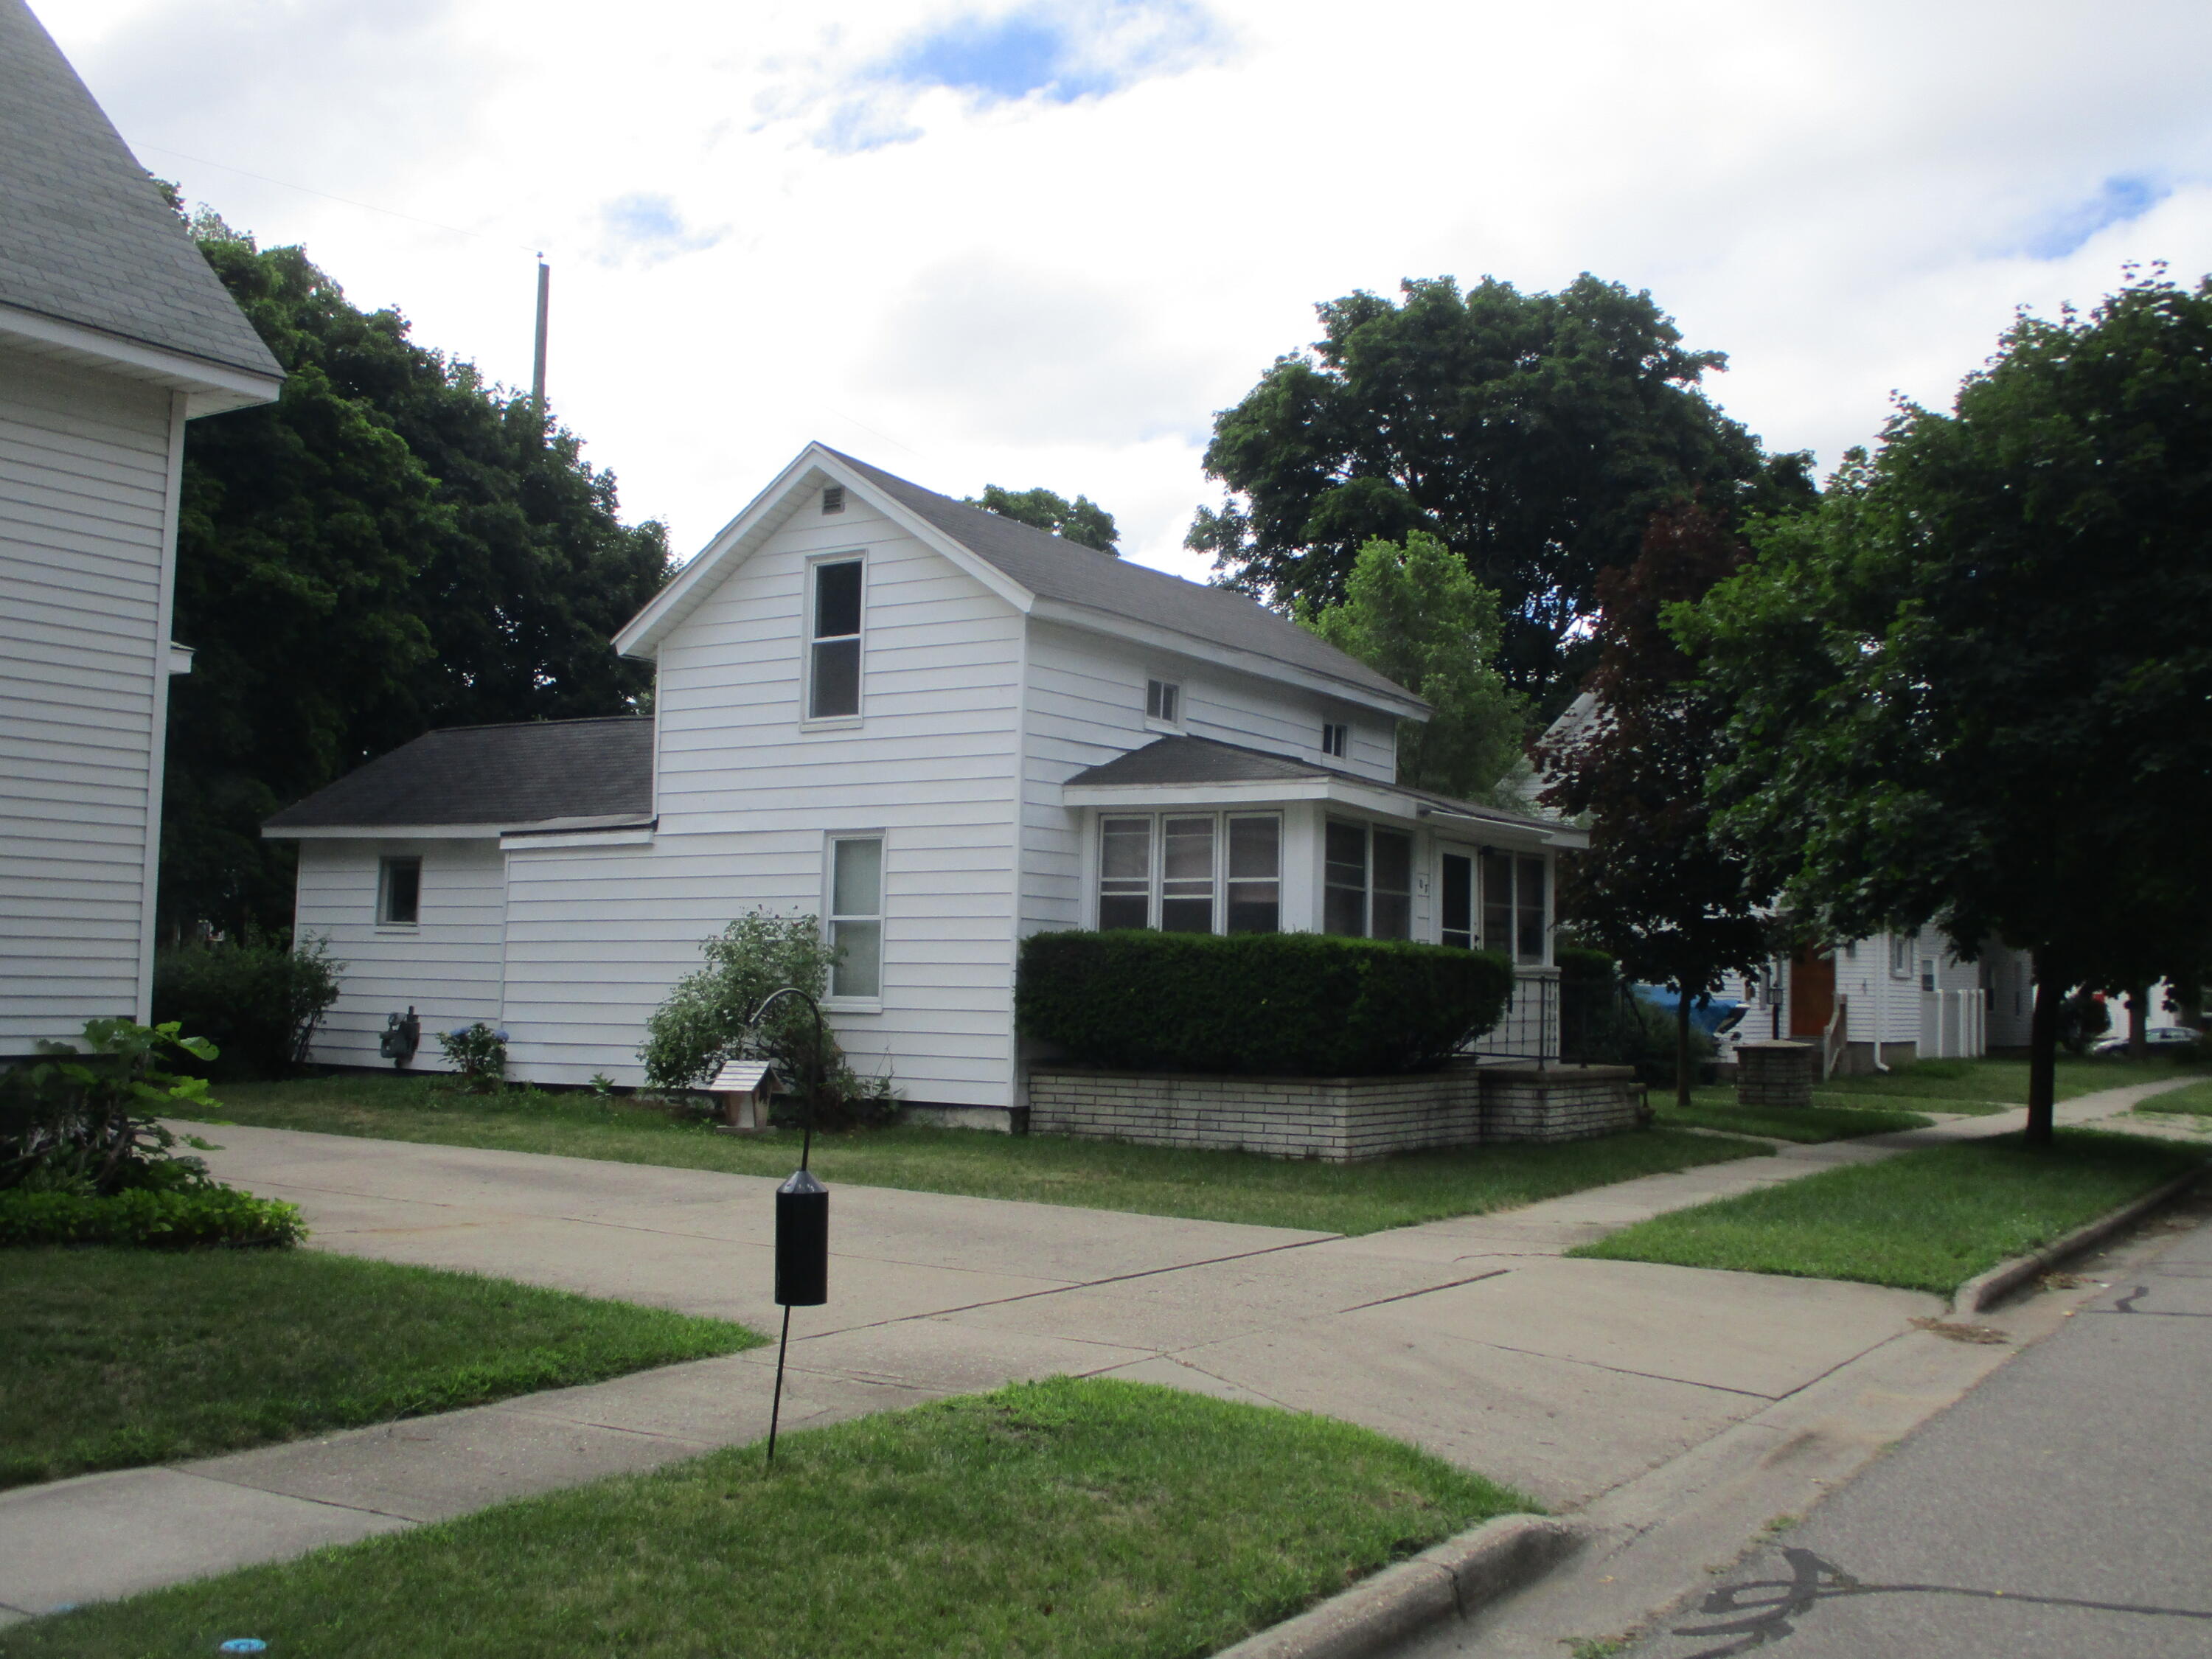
<box><xmin>34</xmin><ymin>0</ymin><xmax>2212</xmax><ymax>582</ymax></box>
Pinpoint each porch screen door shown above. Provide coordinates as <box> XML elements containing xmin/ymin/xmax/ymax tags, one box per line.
<box><xmin>1439</xmin><ymin>852</ymin><xmax>1474</xmax><ymax>949</ymax></box>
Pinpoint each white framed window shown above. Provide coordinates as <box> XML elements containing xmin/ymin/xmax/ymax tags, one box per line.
<box><xmin>1478</xmin><ymin>848</ymin><xmax>1549</xmax><ymax>964</ymax></box>
<box><xmin>1145</xmin><ymin>678</ymin><xmax>1181</xmax><ymax>726</ymax></box>
<box><xmin>378</xmin><ymin>855</ymin><xmax>421</xmax><ymax>928</ymax></box>
<box><xmin>1095</xmin><ymin>813</ymin><xmax>1280</xmax><ymax>933</ymax></box>
<box><xmin>1323</xmin><ymin>821</ymin><xmax>1412</xmax><ymax>940</ymax></box>
<box><xmin>827</xmin><ymin>835</ymin><xmax>883</xmax><ymax>1001</ymax></box>
<box><xmin>1889</xmin><ymin>935</ymin><xmax>1913</xmax><ymax>978</ymax></box>
<box><xmin>1321</xmin><ymin>722</ymin><xmax>1349</xmax><ymax>759</ymax></box>
<box><xmin>807</xmin><ymin>557</ymin><xmax>864</xmax><ymax>721</ymax></box>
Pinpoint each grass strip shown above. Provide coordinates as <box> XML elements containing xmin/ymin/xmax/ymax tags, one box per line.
<box><xmin>2137</xmin><ymin>1079</ymin><xmax>2212</xmax><ymax>1116</ymax></box>
<box><xmin>1567</xmin><ymin>1130</ymin><xmax>2208</xmax><ymax>1295</ymax></box>
<box><xmin>1801</xmin><ymin>1054</ymin><xmax>2205</xmax><ymax>1116</ymax></box>
<box><xmin>1658</xmin><ymin>1092</ymin><xmax>1933</xmax><ymax>1144</ymax></box>
<box><xmin>193</xmin><ymin>1076</ymin><xmax>1763</xmax><ymax>1237</ymax></box>
<box><xmin>1</xmin><ymin>1377</ymin><xmax>1535</xmax><ymax>1659</ymax></box>
<box><xmin>0</xmin><ymin>1248</ymin><xmax>760</xmax><ymax>1491</ymax></box>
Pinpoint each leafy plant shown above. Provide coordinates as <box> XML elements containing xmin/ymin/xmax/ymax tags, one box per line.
<box><xmin>437</xmin><ymin>1023</ymin><xmax>509</xmax><ymax>1093</ymax></box>
<box><xmin>639</xmin><ymin>911</ymin><xmax>892</xmax><ymax>1127</ymax></box>
<box><xmin>0</xmin><ymin>1020</ymin><xmax>223</xmax><ymax>1196</ymax></box>
<box><xmin>152</xmin><ymin>933</ymin><xmax>344</xmax><ymax>1078</ymax></box>
<box><xmin>1018</xmin><ymin>931</ymin><xmax>1514</xmax><ymax>1077</ymax></box>
<box><xmin>0</xmin><ymin>1186</ymin><xmax>305</xmax><ymax>1249</ymax></box>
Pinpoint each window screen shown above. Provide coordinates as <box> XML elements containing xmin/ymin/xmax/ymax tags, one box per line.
<box><xmin>1159</xmin><ymin>816</ymin><xmax>1216</xmax><ymax>932</ymax></box>
<box><xmin>1324</xmin><ymin>821</ymin><xmax>1368</xmax><ymax>936</ymax></box>
<box><xmin>1099</xmin><ymin>817</ymin><xmax>1152</xmax><ymax>930</ymax></box>
<box><xmin>1226</xmin><ymin>815</ymin><xmax>1281</xmax><ymax>933</ymax></box>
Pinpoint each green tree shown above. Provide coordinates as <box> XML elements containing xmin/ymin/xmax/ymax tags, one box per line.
<box><xmin>1680</xmin><ymin>271</ymin><xmax>2212</xmax><ymax>1145</ymax></box>
<box><xmin>1298</xmin><ymin>532</ymin><xmax>1526</xmax><ymax>804</ymax></box>
<box><xmin>966</xmin><ymin>484</ymin><xmax>1119</xmax><ymax>552</ymax></box>
<box><xmin>1533</xmin><ymin>504</ymin><xmax>1772</xmax><ymax>1106</ymax></box>
<box><xmin>1190</xmin><ymin>274</ymin><xmax>1813</xmax><ymax>709</ymax></box>
<box><xmin>162</xmin><ymin>220</ymin><xmax>673</xmax><ymax>935</ymax></box>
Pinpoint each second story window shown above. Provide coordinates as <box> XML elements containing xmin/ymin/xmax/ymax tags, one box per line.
<box><xmin>1145</xmin><ymin>678</ymin><xmax>1180</xmax><ymax>726</ymax></box>
<box><xmin>1321</xmin><ymin>722</ymin><xmax>1349</xmax><ymax>758</ymax></box>
<box><xmin>809</xmin><ymin>558</ymin><xmax>863</xmax><ymax>720</ymax></box>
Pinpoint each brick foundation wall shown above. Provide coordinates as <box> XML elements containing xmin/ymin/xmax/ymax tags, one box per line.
<box><xmin>1028</xmin><ymin>1062</ymin><xmax>1638</xmax><ymax>1162</ymax></box>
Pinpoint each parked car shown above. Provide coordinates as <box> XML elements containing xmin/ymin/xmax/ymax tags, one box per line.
<box><xmin>2093</xmin><ymin>1026</ymin><xmax>2202</xmax><ymax>1056</ymax></box>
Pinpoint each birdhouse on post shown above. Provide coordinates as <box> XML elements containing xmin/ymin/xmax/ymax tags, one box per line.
<box><xmin>706</xmin><ymin>1058</ymin><xmax>779</xmax><ymax>1133</ymax></box>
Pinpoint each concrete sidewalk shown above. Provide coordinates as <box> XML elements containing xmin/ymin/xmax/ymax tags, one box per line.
<box><xmin>0</xmin><ymin>1077</ymin><xmax>2176</xmax><ymax>1624</ymax></box>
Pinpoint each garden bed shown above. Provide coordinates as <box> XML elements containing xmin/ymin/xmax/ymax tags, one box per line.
<box><xmin>0</xmin><ymin>1378</ymin><xmax>1534</xmax><ymax>1659</ymax></box>
<box><xmin>1</xmin><ymin>1248</ymin><xmax>759</xmax><ymax>1489</ymax></box>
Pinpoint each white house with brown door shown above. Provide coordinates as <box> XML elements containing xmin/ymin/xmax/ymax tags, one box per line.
<box><xmin>0</xmin><ymin>0</ymin><xmax>283</xmax><ymax>1056</ymax></box>
<box><xmin>265</xmin><ymin>446</ymin><xmax>1586</xmax><ymax>1118</ymax></box>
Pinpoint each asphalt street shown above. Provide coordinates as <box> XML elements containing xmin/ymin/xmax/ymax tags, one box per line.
<box><xmin>1622</xmin><ymin>1192</ymin><xmax>2212</xmax><ymax>1659</ymax></box>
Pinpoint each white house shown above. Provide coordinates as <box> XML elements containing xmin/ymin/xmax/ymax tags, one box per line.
<box><xmin>266</xmin><ymin>445</ymin><xmax>1587</xmax><ymax>1118</ymax></box>
<box><xmin>0</xmin><ymin>0</ymin><xmax>284</xmax><ymax>1057</ymax></box>
<box><xmin>1721</xmin><ymin>931</ymin><xmax>2031</xmax><ymax>1070</ymax></box>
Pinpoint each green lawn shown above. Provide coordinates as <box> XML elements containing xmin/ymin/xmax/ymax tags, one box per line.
<box><xmin>1568</xmin><ymin>1130</ymin><xmax>2208</xmax><ymax>1295</ymax></box>
<box><xmin>1802</xmin><ymin>1054</ymin><xmax>2207</xmax><ymax>1116</ymax></box>
<box><xmin>0</xmin><ymin>1378</ymin><xmax>1534</xmax><ymax>1659</ymax></box>
<box><xmin>189</xmin><ymin>1074</ymin><xmax>1764</xmax><ymax>1237</ymax></box>
<box><xmin>1658</xmin><ymin>1089</ymin><xmax>1933</xmax><ymax>1143</ymax></box>
<box><xmin>2138</xmin><ymin>1079</ymin><xmax>2212</xmax><ymax>1117</ymax></box>
<box><xmin>1</xmin><ymin>1248</ymin><xmax>759</xmax><ymax>1491</ymax></box>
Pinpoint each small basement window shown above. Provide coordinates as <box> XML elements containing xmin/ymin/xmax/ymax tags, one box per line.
<box><xmin>1321</xmin><ymin>722</ymin><xmax>1349</xmax><ymax>758</ymax></box>
<box><xmin>378</xmin><ymin>855</ymin><xmax>421</xmax><ymax>927</ymax></box>
<box><xmin>1145</xmin><ymin>678</ymin><xmax>1181</xmax><ymax>726</ymax></box>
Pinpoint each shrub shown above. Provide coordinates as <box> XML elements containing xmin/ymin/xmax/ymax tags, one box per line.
<box><xmin>0</xmin><ymin>1186</ymin><xmax>305</xmax><ymax>1248</ymax></box>
<box><xmin>437</xmin><ymin>1023</ymin><xmax>508</xmax><ymax>1093</ymax></box>
<box><xmin>1016</xmin><ymin>931</ymin><xmax>1514</xmax><ymax>1077</ymax></box>
<box><xmin>153</xmin><ymin>935</ymin><xmax>344</xmax><ymax>1079</ymax></box>
<box><xmin>639</xmin><ymin>911</ymin><xmax>894</xmax><ymax>1127</ymax></box>
<box><xmin>1</xmin><ymin>1019</ymin><xmax>224</xmax><ymax>1195</ymax></box>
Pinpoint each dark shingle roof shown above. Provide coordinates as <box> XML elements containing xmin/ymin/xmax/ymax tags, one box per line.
<box><xmin>0</xmin><ymin>0</ymin><xmax>282</xmax><ymax>379</ymax></box>
<box><xmin>264</xmin><ymin>718</ymin><xmax>653</xmax><ymax>832</ymax></box>
<box><xmin>823</xmin><ymin>449</ymin><xmax>1419</xmax><ymax>708</ymax></box>
<box><xmin>1066</xmin><ymin>736</ymin><xmax>1569</xmax><ymax>837</ymax></box>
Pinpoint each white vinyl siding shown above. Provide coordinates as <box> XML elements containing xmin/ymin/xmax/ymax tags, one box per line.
<box><xmin>293</xmin><ymin>838</ymin><xmax>508</xmax><ymax>1071</ymax></box>
<box><xmin>0</xmin><ymin>351</ymin><xmax>178</xmax><ymax>1051</ymax></box>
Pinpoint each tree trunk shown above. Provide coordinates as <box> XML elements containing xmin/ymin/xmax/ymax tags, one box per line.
<box><xmin>1675</xmin><ymin>992</ymin><xmax>1694</xmax><ymax>1111</ymax></box>
<box><xmin>2025</xmin><ymin>953</ymin><xmax>2061</xmax><ymax>1149</ymax></box>
<box><xmin>2128</xmin><ymin>983</ymin><xmax>2151</xmax><ymax>1060</ymax></box>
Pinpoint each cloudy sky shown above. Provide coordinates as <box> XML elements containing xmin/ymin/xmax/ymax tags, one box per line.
<box><xmin>39</xmin><ymin>0</ymin><xmax>2212</xmax><ymax>580</ymax></box>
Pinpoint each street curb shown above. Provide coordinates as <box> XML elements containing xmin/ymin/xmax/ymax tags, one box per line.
<box><xmin>1210</xmin><ymin>1514</ymin><xmax>1581</xmax><ymax>1659</ymax></box>
<box><xmin>1950</xmin><ymin>1163</ymin><xmax>2206</xmax><ymax>1315</ymax></box>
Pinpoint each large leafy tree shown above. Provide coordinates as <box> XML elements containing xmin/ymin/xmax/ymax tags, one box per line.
<box><xmin>967</xmin><ymin>484</ymin><xmax>1118</xmax><ymax>552</ymax></box>
<box><xmin>1189</xmin><ymin>274</ymin><xmax>1813</xmax><ymax>708</ymax></box>
<box><xmin>1534</xmin><ymin>504</ymin><xmax>1771</xmax><ymax>1106</ymax></box>
<box><xmin>1681</xmin><ymin>271</ymin><xmax>2212</xmax><ymax>1145</ymax></box>
<box><xmin>163</xmin><ymin>220</ymin><xmax>672</xmax><ymax>935</ymax></box>
<box><xmin>1298</xmin><ymin>532</ymin><xmax>1526</xmax><ymax>804</ymax></box>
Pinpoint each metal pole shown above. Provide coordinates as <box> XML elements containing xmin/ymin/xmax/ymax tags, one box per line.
<box><xmin>531</xmin><ymin>258</ymin><xmax>550</xmax><ymax>425</ymax></box>
<box><xmin>750</xmin><ymin>984</ymin><xmax>827</xmax><ymax>1465</ymax></box>
<box><xmin>765</xmin><ymin>1304</ymin><xmax>793</xmax><ymax>1464</ymax></box>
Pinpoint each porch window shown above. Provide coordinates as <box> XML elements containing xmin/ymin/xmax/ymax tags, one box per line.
<box><xmin>1096</xmin><ymin>813</ymin><xmax>1280</xmax><ymax>933</ymax></box>
<box><xmin>1225</xmin><ymin>815</ymin><xmax>1281</xmax><ymax>933</ymax></box>
<box><xmin>1478</xmin><ymin>849</ymin><xmax>1548</xmax><ymax>964</ymax></box>
<box><xmin>828</xmin><ymin>835</ymin><xmax>883</xmax><ymax>998</ymax></box>
<box><xmin>1439</xmin><ymin>852</ymin><xmax>1473</xmax><ymax>950</ymax></box>
<box><xmin>378</xmin><ymin>855</ymin><xmax>420</xmax><ymax>927</ymax></box>
<box><xmin>1323</xmin><ymin>821</ymin><xmax>1411</xmax><ymax>939</ymax></box>
<box><xmin>808</xmin><ymin>558</ymin><xmax>863</xmax><ymax>719</ymax></box>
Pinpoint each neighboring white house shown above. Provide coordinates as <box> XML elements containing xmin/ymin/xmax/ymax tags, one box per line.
<box><xmin>265</xmin><ymin>445</ymin><xmax>1587</xmax><ymax>1116</ymax></box>
<box><xmin>0</xmin><ymin>0</ymin><xmax>284</xmax><ymax>1057</ymax></box>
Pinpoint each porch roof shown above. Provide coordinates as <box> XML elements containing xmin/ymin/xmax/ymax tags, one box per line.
<box><xmin>1060</xmin><ymin>737</ymin><xmax>1587</xmax><ymax>849</ymax></box>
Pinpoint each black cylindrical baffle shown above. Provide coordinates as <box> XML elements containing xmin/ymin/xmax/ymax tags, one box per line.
<box><xmin>775</xmin><ymin>1168</ymin><xmax>828</xmax><ymax>1307</ymax></box>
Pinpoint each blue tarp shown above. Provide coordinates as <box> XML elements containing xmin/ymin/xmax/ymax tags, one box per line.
<box><xmin>1632</xmin><ymin>985</ymin><xmax>1748</xmax><ymax>1037</ymax></box>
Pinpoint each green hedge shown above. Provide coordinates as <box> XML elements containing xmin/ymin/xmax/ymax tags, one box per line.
<box><xmin>1016</xmin><ymin>931</ymin><xmax>1514</xmax><ymax>1077</ymax></box>
<box><xmin>0</xmin><ymin>1186</ymin><xmax>306</xmax><ymax>1249</ymax></box>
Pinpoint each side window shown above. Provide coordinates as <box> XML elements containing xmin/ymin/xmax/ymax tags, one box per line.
<box><xmin>1321</xmin><ymin>722</ymin><xmax>1349</xmax><ymax>758</ymax></box>
<box><xmin>1145</xmin><ymin>678</ymin><xmax>1181</xmax><ymax>726</ymax></box>
<box><xmin>1159</xmin><ymin>815</ymin><xmax>1216</xmax><ymax>933</ymax></box>
<box><xmin>1371</xmin><ymin>831</ymin><xmax>1413</xmax><ymax>939</ymax></box>
<box><xmin>378</xmin><ymin>855</ymin><xmax>421</xmax><ymax>927</ymax></box>
<box><xmin>1515</xmin><ymin>855</ymin><xmax>1547</xmax><ymax>963</ymax></box>
<box><xmin>1225</xmin><ymin>815</ymin><xmax>1281</xmax><ymax>933</ymax></box>
<box><xmin>1479</xmin><ymin>849</ymin><xmax>1514</xmax><ymax>957</ymax></box>
<box><xmin>1889</xmin><ymin>935</ymin><xmax>1913</xmax><ymax>978</ymax></box>
<box><xmin>809</xmin><ymin>559</ymin><xmax>863</xmax><ymax>720</ymax></box>
<box><xmin>828</xmin><ymin>836</ymin><xmax>883</xmax><ymax>998</ymax></box>
<box><xmin>1324</xmin><ymin>820</ymin><xmax>1368</xmax><ymax>936</ymax></box>
<box><xmin>1439</xmin><ymin>852</ymin><xmax>1473</xmax><ymax>950</ymax></box>
<box><xmin>1098</xmin><ymin>817</ymin><xmax>1152</xmax><ymax>929</ymax></box>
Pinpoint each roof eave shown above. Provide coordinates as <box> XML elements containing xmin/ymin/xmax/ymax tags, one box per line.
<box><xmin>0</xmin><ymin>302</ymin><xmax>282</xmax><ymax>414</ymax></box>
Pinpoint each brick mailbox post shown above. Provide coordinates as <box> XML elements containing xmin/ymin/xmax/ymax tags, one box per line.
<box><xmin>1736</xmin><ymin>1040</ymin><xmax>1818</xmax><ymax>1110</ymax></box>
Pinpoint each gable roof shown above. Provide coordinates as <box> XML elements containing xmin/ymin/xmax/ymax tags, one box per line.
<box><xmin>613</xmin><ymin>443</ymin><xmax>1428</xmax><ymax>719</ymax></box>
<box><xmin>262</xmin><ymin>717</ymin><xmax>653</xmax><ymax>834</ymax></box>
<box><xmin>1065</xmin><ymin>734</ymin><xmax>1580</xmax><ymax>844</ymax></box>
<box><xmin>0</xmin><ymin>0</ymin><xmax>282</xmax><ymax>386</ymax></box>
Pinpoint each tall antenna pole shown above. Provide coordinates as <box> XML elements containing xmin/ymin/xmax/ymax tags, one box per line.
<box><xmin>531</xmin><ymin>257</ymin><xmax>550</xmax><ymax>432</ymax></box>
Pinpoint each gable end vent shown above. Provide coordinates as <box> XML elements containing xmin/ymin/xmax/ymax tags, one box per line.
<box><xmin>821</xmin><ymin>485</ymin><xmax>846</xmax><ymax>515</ymax></box>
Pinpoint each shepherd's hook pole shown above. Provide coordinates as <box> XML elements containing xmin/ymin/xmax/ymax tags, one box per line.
<box><xmin>749</xmin><ymin>985</ymin><xmax>826</xmax><ymax>1465</ymax></box>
